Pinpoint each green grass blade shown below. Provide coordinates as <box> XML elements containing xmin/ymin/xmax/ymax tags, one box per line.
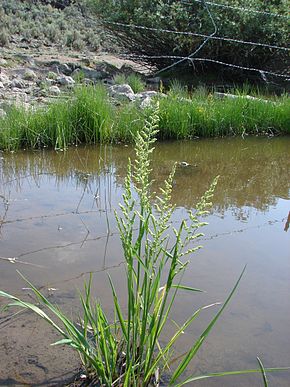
<box><xmin>170</xmin><ymin>265</ymin><xmax>247</xmax><ymax>384</ymax></box>
<box><xmin>175</xmin><ymin>367</ymin><xmax>290</xmax><ymax>386</ymax></box>
<box><xmin>171</xmin><ymin>284</ymin><xmax>205</xmax><ymax>293</ymax></box>
<box><xmin>257</xmin><ymin>356</ymin><xmax>269</xmax><ymax>387</ymax></box>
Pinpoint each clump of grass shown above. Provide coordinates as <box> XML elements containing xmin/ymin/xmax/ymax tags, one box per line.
<box><xmin>0</xmin><ymin>84</ymin><xmax>289</xmax><ymax>151</ymax></box>
<box><xmin>114</xmin><ymin>73</ymin><xmax>146</xmax><ymax>93</ymax></box>
<box><xmin>0</xmin><ymin>85</ymin><xmax>113</xmax><ymax>151</ymax></box>
<box><xmin>1</xmin><ymin>106</ymin><xmax>289</xmax><ymax>385</ymax></box>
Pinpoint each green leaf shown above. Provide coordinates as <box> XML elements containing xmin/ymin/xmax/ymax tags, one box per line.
<box><xmin>175</xmin><ymin>367</ymin><xmax>290</xmax><ymax>386</ymax></box>
<box><xmin>257</xmin><ymin>356</ymin><xmax>269</xmax><ymax>387</ymax></box>
<box><xmin>171</xmin><ymin>284</ymin><xmax>204</xmax><ymax>293</ymax></box>
<box><xmin>51</xmin><ymin>338</ymin><xmax>73</xmax><ymax>346</ymax></box>
<box><xmin>170</xmin><ymin>265</ymin><xmax>247</xmax><ymax>384</ymax></box>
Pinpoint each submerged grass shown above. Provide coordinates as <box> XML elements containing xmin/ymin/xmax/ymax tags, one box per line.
<box><xmin>0</xmin><ymin>106</ymin><xmax>289</xmax><ymax>385</ymax></box>
<box><xmin>0</xmin><ymin>83</ymin><xmax>289</xmax><ymax>151</ymax></box>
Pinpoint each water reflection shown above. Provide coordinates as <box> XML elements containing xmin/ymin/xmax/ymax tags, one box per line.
<box><xmin>1</xmin><ymin>137</ymin><xmax>289</xmax><ymax>218</ymax></box>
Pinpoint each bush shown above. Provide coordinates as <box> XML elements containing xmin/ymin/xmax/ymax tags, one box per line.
<box><xmin>0</xmin><ymin>28</ymin><xmax>9</xmax><ymax>47</ymax></box>
<box><xmin>91</xmin><ymin>0</ymin><xmax>289</xmax><ymax>74</ymax></box>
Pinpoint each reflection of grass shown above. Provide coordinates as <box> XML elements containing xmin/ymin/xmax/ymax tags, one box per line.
<box><xmin>0</xmin><ymin>84</ymin><xmax>289</xmax><ymax>151</ymax></box>
<box><xmin>0</xmin><ymin>107</ymin><xmax>289</xmax><ymax>385</ymax></box>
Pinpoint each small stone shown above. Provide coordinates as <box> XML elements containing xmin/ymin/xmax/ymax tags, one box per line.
<box><xmin>0</xmin><ymin>73</ymin><xmax>10</xmax><ymax>85</ymax></box>
<box><xmin>0</xmin><ymin>82</ymin><xmax>4</xmax><ymax>89</ymax></box>
<box><xmin>56</xmin><ymin>75</ymin><xmax>75</xmax><ymax>87</ymax></box>
<box><xmin>48</xmin><ymin>85</ymin><xmax>61</xmax><ymax>95</ymax></box>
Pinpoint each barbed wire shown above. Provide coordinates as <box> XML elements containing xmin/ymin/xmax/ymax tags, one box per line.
<box><xmin>31</xmin><ymin>0</ymin><xmax>289</xmax><ymax>81</ymax></box>
<box><xmin>122</xmin><ymin>53</ymin><xmax>290</xmax><ymax>79</ymax></box>
<box><xmin>101</xmin><ymin>21</ymin><xmax>290</xmax><ymax>52</ymax></box>
<box><xmin>155</xmin><ymin>0</ymin><xmax>218</xmax><ymax>76</ymax></box>
<box><xmin>181</xmin><ymin>0</ymin><xmax>290</xmax><ymax>20</ymax></box>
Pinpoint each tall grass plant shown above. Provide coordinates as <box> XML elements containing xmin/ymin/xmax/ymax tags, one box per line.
<box><xmin>1</xmin><ymin>106</ymin><xmax>289</xmax><ymax>385</ymax></box>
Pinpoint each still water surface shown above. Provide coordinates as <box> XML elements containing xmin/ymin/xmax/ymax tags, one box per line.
<box><xmin>0</xmin><ymin>137</ymin><xmax>289</xmax><ymax>386</ymax></box>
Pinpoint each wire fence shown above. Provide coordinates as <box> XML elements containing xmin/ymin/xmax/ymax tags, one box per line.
<box><xmin>79</xmin><ymin>1</ymin><xmax>289</xmax><ymax>82</ymax></box>
<box><xmin>181</xmin><ymin>0</ymin><xmax>290</xmax><ymax>19</ymax></box>
<box><xmin>44</xmin><ymin>0</ymin><xmax>290</xmax><ymax>81</ymax></box>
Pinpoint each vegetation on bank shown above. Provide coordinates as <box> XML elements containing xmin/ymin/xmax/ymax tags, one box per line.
<box><xmin>0</xmin><ymin>0</ymin><xmax>104</xmax><ymax>51</ymax></box>
<box><xmin>91</xmin><ymin>0</ymin><xmax>289</xmax><ymax>74</ymax></box>
<box><xmin>0</xmin><ymin>84</ymin><xmax>289</xmax><ymax>151</ymax></box>
<box><xmin>1</xmin><ymin>110</ymin><xmax>289</xmax><ymax>385</ymax></box>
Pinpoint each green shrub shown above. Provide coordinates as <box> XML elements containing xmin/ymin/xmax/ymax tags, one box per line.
<box><xmin>91</xmin><ymin>0</ymin><xmax>289</xmax><ymax>74</ymax></box>
<box><xmin>0</xmin><ymin>28</ymin><xmax>9</xmax><ymax>47</ymax></box>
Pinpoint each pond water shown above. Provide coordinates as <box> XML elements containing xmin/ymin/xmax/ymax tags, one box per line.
<box><xmin>0</xmin><ymin>137</ymin><xmax>289</xmax><ymax>386</ymax></box>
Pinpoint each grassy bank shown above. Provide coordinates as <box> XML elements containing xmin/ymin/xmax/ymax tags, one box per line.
<box><xmin>0</xmin><ymin>84</ymin><xmax>289</xmax><ymax>151</ymax></box>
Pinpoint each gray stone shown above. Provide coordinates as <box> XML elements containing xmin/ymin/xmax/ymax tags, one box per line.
<box><xmin>214</xmin><ymin>92</ymin><xmax>271</xmax><ymax>103</ymax></box>
<box><xmin>72</xmin><ymin>67</ymin><xmax>102</xmax><ymax>81</ymax></box>
<box><xmin>11</xmin><ymin>78</ymin><xmax>26</xmax><ymax>89</ymax></box>
<box><xmin>51</xmin><ymin>62</ymin><xmax>72</xmax><ymax>76</ymax></box>
<box><xmin>108</xmin><ymin>84</ymin><xmax>135</xmax><ymax>102</ymax></box>
<box><xmin>140</xmin><ymin>96</ymin><xmax>153</xmax><ymax>109</ymax></box>
<box><xmin>95</xmin><ymin>61</ymin><xmax>120</xmax><ymax>78</ymax></box>
<box><xmin>0</xmin><ymin>82</ymin><xmax>4</xmax><ymax>89</ymax></box>
<box><xmin>56</xmin><ymin>75</ymin><xmax>75</xmax><ymax>87</ymax></box>
<box><xmin>48</xmin><ymin>85</ymin><xmax>61</xmax><ymax>95</ymax></box>
<box><xmin>0</xmin><ymin>73</ymin><xmax>10</xmax><ymax>85</ymax></box>
<box><xmin>135</xmin><ymin>91</ymin><xmax>159</xmax><ymax>100</ymax></box>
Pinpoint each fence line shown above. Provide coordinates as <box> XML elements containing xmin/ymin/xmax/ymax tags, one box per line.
<box><xmin>76</xmin><ymin>1</ymin><xmax>289</xmax><ymax>80</ymax></box>
<box><xmin>102</xmin><ymin>20</ymin><xmax>290</xmax><ymax>52</ymax></box>
<box><xmin>181</xmin><ymin>0</ymin><xmax>290</xmax><ymax>19</ymax></box>
<box><xmin>122</xmin><ymin>54</ymin><xmax>290</xmax><ymax>79</ymax></box>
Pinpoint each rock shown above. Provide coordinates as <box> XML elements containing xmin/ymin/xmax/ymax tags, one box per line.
<box><xmin>56</xmin><ymin>75</ymin><xmax>75</xmax><ymax>87</ymax></box>
<box><xmin>23</xmin><ymin>69</ymin><xmax>37</xmax><ymax>81</ymax></box>
<box><xmin>11</xmin><ymin>78</ymin><xmax>26</xmax><ymax>89</ymax></box>
<box><xmin>95</xmin><ymin>61</ymin><xmax>121</xmax><ymax>78</ymax></box>
<box><xmin>108</xmin><ymin>84</ymin><xmax>135</xmax><ymax>102</ymax></box>
<box><xmin>48</xmin><ymin>85</ymin><xmax>61</xmax><ymax>95</ymax></box>
<box><xmin>134</xmin><ymin>91</ymin><xmax>165</xmax><ymax>108</ymax></box>
<box><xmin>140</xmin><ymin>96</ymin><xmax>153</xmax><ymax>109</ymax></box>
<box><xmin>214</xmin><ymin>92</ymin><xmax>271</xmax><ymax>103</ymax></box>
<box><xmin>0</xmin><ymin>58</ymin><xmax>7</xmax><ymax>66</ymax></box>
<box><xmin>135</xmin><ymin>91</ymin><xmax>159</xmax><ymax>100</ymax></box>
<box><xmin>72</xmin><ymin>68</ymin><xmax>100</xmax><ymax>82</ymax></box>
<box><xmin>0</xmin><ymin>82</ymin><xmax>4</xmax><ymax>89</ymax></box>
<box><xmin>0</xmin><ymin>73</ymin><xmax>10</xmax><ymax>85</ymax></box>
<box><xmin>51</xmin><ymin>62</ymin><xmax>73</xmax><ymax>76</ymax></box>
